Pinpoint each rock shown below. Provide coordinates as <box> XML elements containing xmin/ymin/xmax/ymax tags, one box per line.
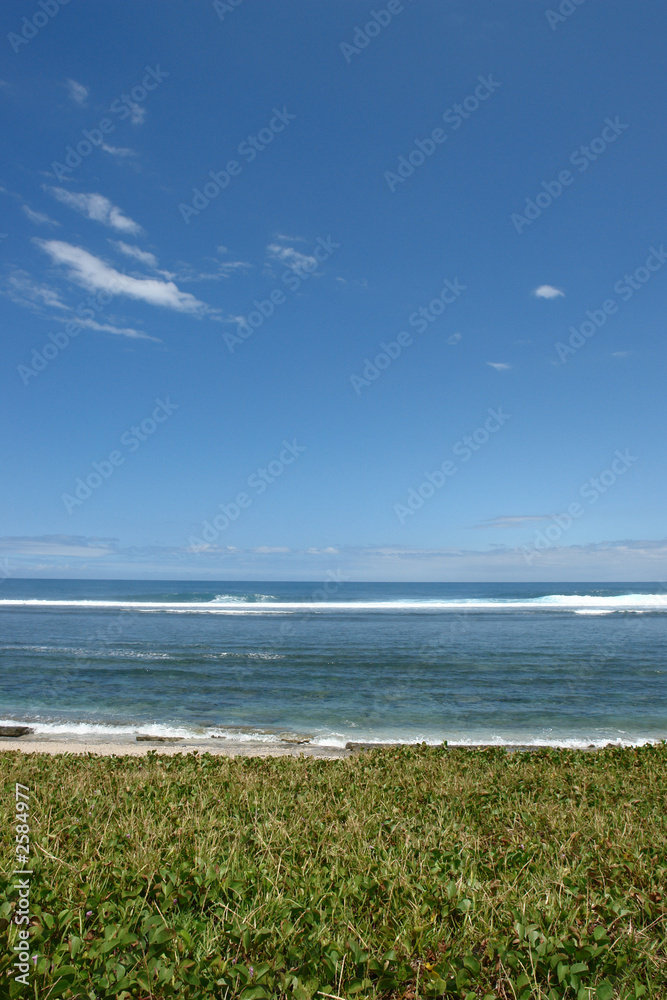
<box><xmin>345</xmin><ymin>741</ymin><xmax>403</xmax><ymax>751</ymax></box>
<box><xmin>0</xmin><ymin>726</ymin><xmax>34</xmax><ymax>738</ymax></box>
<box><xmin>136</xmin><ymin>735</ymin><xmax>184</xmax><ymax>742</ymax></box>
<box><xmin>279</xmin><ymin>734</ymin><xmax>311</xmax><ymax>744</ymax></box>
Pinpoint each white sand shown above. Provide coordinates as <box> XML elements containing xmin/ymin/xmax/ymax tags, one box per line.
<box><xmin>0</xmin><ymin>737</ymin><xmax>615</xmax><ymax>757</ymax></box>
<box><xmin>0</xmin><ymin>736</ymin><xmax>351</xmax><ymax>758</ymax></box>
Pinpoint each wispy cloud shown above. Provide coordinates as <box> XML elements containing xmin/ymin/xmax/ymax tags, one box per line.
<box><xmin>45</xmin><ymin>187</ymin><xmax>142</xmax><ymax>234</ymax></box>
<box><xmin>67</xmin><ymin>316</ymin><xmax>161</xmax><ymax>342</ymax></box>
<box><xmin>4</xmin><ymin>270</ymin><xmax>68</xmax><ymax>312</ymax></box>
<box><xmin>474</xmin><ymin>515</ymin><xmax>552</xmax><ymax>529</ymax></box>
<box><xmin>0</xmin><ymin>535</ymin><xmax>114</xmax><ymax>558</ymax></box>
<box><xmin>209</xmin><ymin>312</ymin><xmax>246</xmax><ymax>326</ymax></box>
<box><xmin>533</xmin><ymin>284</ymin><xmax>564</xmax><ymax>299</ymax></box>
<box><xmin>4</xmin><ymin>266</ymin><xmax>162</xmax><ymax>340</ymax></box>
<box><xmin>266</xmin><ymin>242</ymin><xmax>317</xmax><ymax>273</ymax></box>
<box><xmin>127</xmin><ymin>103</ymin><xmax>146</xmax><ymax>126</ymax></box>
<box><xmin>22</xmin><ymin>205</ymin><xmax>60</xmax><ymax>227</ymax></box>
<box><xmin>109</xmin><ymin>240</ymin><xmax>158</xmax><ymax>269</ymax></box>
<box><xmin>218</xmin><ymin>260</ymin><xmax>253</xmax><ymax>276</ymax></box>
<box><xmin>173</xmin><ymin>254</ymin><xmax>252</xmax><ymax>283</ymax></box>
<box><xmin>185</xmin><ymin>542</ymin><xmax>240</xmax><ymax>554</ymax></box>
<box><xmin>5</xmin><ymin>536</ymin><xmax>666</xmax><ymax>580</ymax></box>
<box><xmin>486</xmin><ymin>361</ymin><xmax>512</xmax><ymax>371</ymax></box>
<box><xmin>612</xmin><ymin>350</ymin><xmax>632</xmax><ymax>358</ymax></box>
<box><xmin>102</xmin><ymin>144</ymin><xmax>138</xmax><ymax>159</ymax></box>
<box><xmin>274</xmin><ymin>232</ymin><xmax>307</xmax><ymax>243</ymax></box>
<box><xmin>66</xmin><ymin>79</ymin><xmax>89</xmax><ymax>107</ymax></box>
<box><xmin>35</xmin><ymin>240</ymin><xmax>208</xmax><ymax>314</ymax></box>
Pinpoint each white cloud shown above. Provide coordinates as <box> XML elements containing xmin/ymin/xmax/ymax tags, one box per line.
<box><xmin>474</xmin><ymin>515</ymin><xmax>552</xmax><ymax>529</ymax></box>
<box><xmin>220</xmin><ymin>260</ymin><xmax>253</xmax><ymax>274</ymax></box>
<box><xmin>0</xmin><ymin>535</ymin><xmax>113</xmax><ymax>558</ymax></box>
<box><xmin>252</xmin><ymin>546</ymin><xmax>291</xmax><ymax>554</ymax></box>
<box><xmin>186</xmin><ymin>542</ymin><xmax>240</xmax><ymax>554</ymax></box>
<box><xmin>307</xmin><ymin>547</ymin><xmax>339</xmax><ymax>554</ymax></box>
<box><xmin>22</xmin><ymin>205</ymin><xmax>60</xmax><ymax>226</ymax></box>
<box><xmin>45</xmin><ymin>187</ymin><xmax>141</xmax><ymax>234</ymax></box>
<box><xmin>211</xmin><ymin>313</ymin><xmax>246</xmax><ymax>326</ymax></box>
<box><xmin>102</xmin><ymin>144</ymin><xmax>137</xmax><ymax>159</ymax></box>
<box><xmin>612</xmin><ymin>350</ymin><xmax>631</xmax><ymax>358</ymax></box>
<box><xmin>274</xmin><ymin>233</ymin><xmax>307</xmax><ymax>243</ymax></box>
<box><xmin>66</xmin><ymin>79</ymin><xmax>89</xmax><ymax>106</ymax></box>
<box><xmin>128</xmin><ymin>103</ymin><xmax>146</xmax><ymax>125</ymax></box>
<box><xmin>68</xmin><ymin>316</ymin><xmax>161</xmax><ymax>342</ymax></box>
<box><xmin>6</xmin><ymin>537</ymin><xmax>666</xmax><ymax>581</ymax></box>
<box><xmin>5</xmin><ymin>270</ymin><xmax>67</xmax><ymax>312</ymax></box>
<box><xmin>173</xmin><ymin>256</ymin><xmax>251</xmax><ymax>283</ymax></box>
<box><xmin>486</xmin><ymin>361</ymin><xmax>512</xmax><ymax>371</ymax></box>
<box><xmin>266</xmin><ymin>242</ymin><xmax>317</xmax><ymax>273</ymax></box>
<box><xmin>35</xmin><ymin>240</ymin><xmax>208</xmax><ymax>314</ymax></box>
<box><xmin>109</xmin><ymin>240</ymin><xmax>158</xmax><ymax>269</ymax></box>
<box><xmin>447</xmin><ymin>332</ymin><xmax>462</xmax><ymax>345</ymax></box>
<box><xmin>533</xmin><ymin>285</ymin><xmax>564</xmax><ymax>299</ymax></box>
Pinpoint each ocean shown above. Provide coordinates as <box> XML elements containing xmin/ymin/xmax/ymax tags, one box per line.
<box><xmin>1</xmin><ymin>580</ymin><xmax>666</xmax><ymax>748</ymax></box>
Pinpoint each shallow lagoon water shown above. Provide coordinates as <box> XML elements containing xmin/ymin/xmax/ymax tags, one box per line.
<box><xmin>1</xmin><ymin>580</ymin><xmax>666</xmax><ymax>747</ymax></box>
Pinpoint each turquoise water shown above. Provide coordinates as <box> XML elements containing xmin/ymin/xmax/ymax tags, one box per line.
<box><xmin>1</xmin><ymin>580</ymin><xmax>666</xmax><ymax>747</ymax></box>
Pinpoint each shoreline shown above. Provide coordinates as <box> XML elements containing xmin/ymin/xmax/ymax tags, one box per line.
<box><xmin>0</xmin><ymin>736</ymin><xmax>350</xmax><ymax>757</ymax></box>
<box><xmin>0</xmin><ymin>733</ymin><xmax>651</xmax><ymax>757</ymax></box>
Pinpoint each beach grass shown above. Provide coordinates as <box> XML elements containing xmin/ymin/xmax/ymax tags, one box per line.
<box><xmin>2</xmin><ymin>744</ymin><xmax>666</xmax><ymax>999</ymax></box>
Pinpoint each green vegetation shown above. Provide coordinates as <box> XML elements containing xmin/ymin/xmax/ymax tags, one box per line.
<box><xmin>2</xmin><ymin>744</ymin><xmax>666</xmax><ymax>999</ymax></box>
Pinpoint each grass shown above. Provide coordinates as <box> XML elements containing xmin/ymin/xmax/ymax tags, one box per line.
<box><xmin>1</xmin><ymin>744</ymin><xmax>666</xmax><ymax>999</ymax></box>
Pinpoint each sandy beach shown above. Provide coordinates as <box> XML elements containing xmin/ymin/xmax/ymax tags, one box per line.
<box><xmin>0</xmin><ymin>734</ymin><xmax>352</xmax><ymax>757</ymax></box>
<box><xmin>0</xmin><ymin>734</ymin><xmax>611</xmax><ymax>756</ymax></box>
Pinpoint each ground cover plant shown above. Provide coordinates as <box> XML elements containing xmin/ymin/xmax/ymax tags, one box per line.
<box><xmin>1</xmin><ymin>744</ymin><xmax>666</xmax><ymax>999</ymax></box>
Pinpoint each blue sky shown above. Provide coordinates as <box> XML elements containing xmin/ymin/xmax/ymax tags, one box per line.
<box><xmin>1</xmin><ymin>0</ymin><xmax>666</xmax><ymax>581</ymax></box>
